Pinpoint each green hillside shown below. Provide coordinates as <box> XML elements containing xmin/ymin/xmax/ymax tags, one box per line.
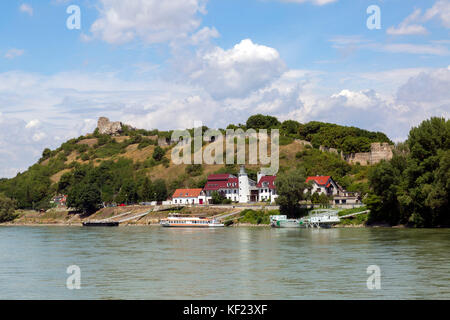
<box><xmin>0</xmin><ymin>115</ymin><xmax>389</xmax><ymax>212</ymax></box>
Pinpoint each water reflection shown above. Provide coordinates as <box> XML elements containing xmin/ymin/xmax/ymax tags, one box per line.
<box><xmin>0</xmin><ymin>226</ymin><xmax>449</xmax><ymax>299</ymax></box>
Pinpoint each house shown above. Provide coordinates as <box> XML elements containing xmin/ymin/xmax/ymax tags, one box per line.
<box><xmin>305</xmin><ymin>176</ymin><xmax>361</xmax><ymax>205</ymax></box>
<box><xmin>203</xmin><ymin>166</ymin><xmax>277</xmax><ymax>204</ymax></box>
<box><xmin>50</xmin><ymin>194</ymin><xmax>67</xmax><ymax>207</ymax></box>
<box><xmin>203</xmin><ymin>173</ymin><xmax>240</xmax><ymax>203</ymax></box>
<box><xmin>171</xmin><ymin>188</ymin><xmax>206</xmax><ymax>205</ymax></box>
<box><xmin>256</xmin><ymin>174</ymin><xmax>278</xmax><ymax>203</ymax></box>
<box><xmin>305</xmin><ymin>176</ymin><xmax>340</xmax><ymax>196</ymax></box>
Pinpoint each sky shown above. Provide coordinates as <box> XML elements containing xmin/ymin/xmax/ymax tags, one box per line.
<box><xmin>0</xmin><ymin>0</ymin><xmax>449</xmax><ymax>178</ymax></box>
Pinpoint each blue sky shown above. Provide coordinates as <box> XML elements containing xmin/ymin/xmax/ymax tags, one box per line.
<box><xmin>0</xmin><ymin>0</ymin><xmax>449</xmax><ymax>177</ymax></box>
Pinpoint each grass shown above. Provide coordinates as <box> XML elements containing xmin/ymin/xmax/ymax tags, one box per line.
<box><xmin>235</xmin><ymin>209</ymin><xmax>279</xmax><ymax>225</ymax></box>
<box><xmin>338</xmin><ymin>214</ymin><xmax>368</xmax><ymax>225</ymax></box>
<box><xmin>338</xmin><ymin>206</ymin><xmax>368</xmax><ymax>217</ymax></box>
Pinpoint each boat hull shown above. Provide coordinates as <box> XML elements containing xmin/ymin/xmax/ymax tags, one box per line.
<box><xmin>161</xmin><ymin>223</ymin><xmax>224</xmax><ymax>228</ymax></box>
<box><xmin>82</xmin><ymin>221</ymin><xmax>119</xmax><ymax>227</ymax></box>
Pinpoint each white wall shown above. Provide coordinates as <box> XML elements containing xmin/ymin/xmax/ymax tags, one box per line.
<box><xmin>172</xmin><ymin>197</ymin><xmax>201</xmax><ymax>205</ymax></box>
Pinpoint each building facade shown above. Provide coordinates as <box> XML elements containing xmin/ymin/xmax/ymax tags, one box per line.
<box><xmin>171</xmin><ymin>189</ymin><xmax>206</xmax><ymax>205</ymax></box>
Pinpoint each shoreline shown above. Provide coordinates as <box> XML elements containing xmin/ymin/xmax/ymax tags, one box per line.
<box><xmin>2</xmin><ymin>222</ymin><xmax>438</xmax><ymax>228</ymax></box>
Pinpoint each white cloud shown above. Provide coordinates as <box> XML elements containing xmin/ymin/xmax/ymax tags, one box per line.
<box><xmin>19</xmin><ymin>3</ymin><xmax>33</xmax><ymax>16</ymax></box>
<box><xmin>188</xmin><ymin>39</ymin><xmax>286</xmax><ymax>99</ymax></box>
<box><xmin>397</xmin><ymin>67</ymin><xmax>450</xmax><ymax>103</ymax></box>
<box><xmin>25</xmin><ymin>119</ymin><xmax>41</xmax><ymax>129</ymax></box>
<box><xmin>89</xmin><ymin>0</ymin><xmax>208</xmax><ymax>44</ymax></box>
<box><xmin>387</xmin><ymin>9</ymin><xmax>428</xmax><ymax>35</ymax></box>
<box><xmin>32</xmin><ymin>132</ymin><xmax>47</xmax><ymax>142</ymax></box>
<box><xmin>190</xmin><ymin>26</ymin><xmax>220</xmax><ymax>45</ymax></box>
<box><xmin>4</xmin><ymin>48</ymin><xmax>24</xmax><ymax>59</ymax></box>
<box><xmin>424</xmin><ymin>0</ymin><xmax>450</xmax><ymax>28</ymax></box>
<box><xmin>331</xmin><ymin>89</ymin><xmax>381</xmax><ymax>109</ymax></box>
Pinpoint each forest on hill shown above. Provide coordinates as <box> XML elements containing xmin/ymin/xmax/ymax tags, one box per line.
<box><xmin>0</xmin><ymin>115</ymin><xmax>388</xmax><ymax>213</ymax></box>
<box><xmin>12</xmin><ymin>114</ymin><xmax>450</xmax><ymax>227</ymax></box>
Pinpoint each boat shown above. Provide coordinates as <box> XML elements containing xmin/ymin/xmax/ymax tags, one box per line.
<box><xmin>270</xmin><ymin>215</ymin><xmax>303</xmax><ymax>228</ymax></box>
<box><xmin>308</xmin><ymin>209</ymin><xmax>341</xmax><ymax>228</ymax></box>
<box><xmin>82</xmin><ymin>221</ymin><xmax>119</xmax><ymax>227</ymax></box>
<box><xmin>270</xmin><ymin>211</ymin><xmax>341</xmax><ymax>228</ymax></box>
<box><xmin>160</xmin><ymin>214</ymin><xmax>224</xmax><ymax>228</ymax></box>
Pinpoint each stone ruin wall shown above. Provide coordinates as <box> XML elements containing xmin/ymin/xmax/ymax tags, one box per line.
<box><xmin>320</xmin><ymin>142</ymin><xmax>393</xmax><ymax>166</ymax></box>
<box><xmin>97</xmin><ymin>117</ymin><xmax>123</xmax><ymax>136</ymax></box>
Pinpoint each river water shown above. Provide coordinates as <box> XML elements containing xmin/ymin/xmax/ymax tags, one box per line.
<box><xmin>0</xmin><ymin>226</ymin><xmax>449</xmax><ymax>299</ymax></box>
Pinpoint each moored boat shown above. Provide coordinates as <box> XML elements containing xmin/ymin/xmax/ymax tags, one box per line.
<box><xmin>160</xmin><ymin>214</ymin><xmax>224</xmax><ymax>228</ymax></box>
<box><xmin>82</xmin><ymin>221</ymin><xmax>119</xmax><ymax>227</ymax></box>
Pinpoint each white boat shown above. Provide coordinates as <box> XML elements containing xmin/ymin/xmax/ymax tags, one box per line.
<box><xmin>270</xmin><ymin>211</ymin><xmax>340</xmax><ymax>228</ymax></box>
<box><xmin>160</xmin><ymin>214</ymin><xmax>224</xmax><ymax>228</ymax></box>
<box><xmin>270</xmin><ymin>215</ymin><xmax>303</xmax><ymax>228</ymax></box>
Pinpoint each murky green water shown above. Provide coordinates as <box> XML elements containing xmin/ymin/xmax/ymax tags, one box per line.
<box><xmin>0</xmin><ymin>226</ymin><xmax>449</xmax><ymax>299</ymax></box>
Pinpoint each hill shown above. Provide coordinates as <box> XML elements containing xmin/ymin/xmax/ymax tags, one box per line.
<box><xmin>0</xmin><ymin>115</ymin><xmax>392</xmax><ymax>211</ymax></box>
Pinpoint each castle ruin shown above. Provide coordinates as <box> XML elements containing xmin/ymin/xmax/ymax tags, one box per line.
<box><xmin>97</xmin><ymin>117</ymin><xmax>123</xmax><ymax>135</ymax></box>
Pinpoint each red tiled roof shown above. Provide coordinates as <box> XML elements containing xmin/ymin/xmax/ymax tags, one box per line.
<box><xmin>256</xmin><ymin>176</ymin><xmax>276</xmax><ymax>189</ymax></box>
<box><xmin>206</xmin><ymin>174</ymin><xmax>235</xmax><ymax>181</ymax></box>
<box><xmin>306</xmin><ymin>176</ymin><xmax>331</xmax><ymax>186</ymax></box>
<box><xmin>203</xmin><ymin>176</ymin><xmax>238</xmax><ymax>191</ymax></box>
<box><xmin>172</xmin><ymin>189</ymin><xmax>203</xmax><ymax>199</ymax></box>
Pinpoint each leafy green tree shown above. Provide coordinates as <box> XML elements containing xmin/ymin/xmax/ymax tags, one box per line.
<box><xmin>67</xmin><ymin>184</ymin><xmax>102</xmax><ymax>214</ymax></box>
<box><xmin>275</xmin><ymin>168</ymin><xmax>308</xmax><ymax>217</ymax></box>
<box><xmin>153</xmin><ymin>179</ymin><xmax>168</xmax><ymax>202</ymax></box>
<box><xmin>116</xmin><ymin>179</ymin><xmax>138</xmax><ymax>204</ymax></box>
<box><xmin>152</xmin><ymin>146</ymin><xmax>165</xmax><ymax>162</ymax></box>
<box><xmin>0</xmin><ymin>194</ymin><xmax>17</xmax><ymax>223</ymax></box>
<box><xmin>246</xmin><ymin>114</ymin><xmax>281</xmax><ymax>130</ymax></box>
<box><xmin>58</xmin><ymin>172</ymin><xmax>73</xmax><ymax>194</ymax></box>
<box><xmin>211</xmin><ymin>191</ymin><xmax>225</xmax><ymax>204</ymax></box>
<box><xmin>367</xmin><ymin>117</ymin><xmax>449</xmax><ymax>227</ymax></box>
<box><xmin>281</xmin><ymin>120</ymin><xmax>301</xmax><ymax>136</ymax></box>
<box><xmin>138</xmin><ymin>177</ymin><xmax>153</xmax><ymax>202</ymax></box>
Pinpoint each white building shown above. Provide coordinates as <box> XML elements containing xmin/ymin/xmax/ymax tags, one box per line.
<box><xmin>171</xmin><ymin>189</ymin><xmax>206</xmax><ymax>205</ymax></box>
<box><xmin>256</xmin><ymin>174</ymin><xmax>278</xmax><ymax>203</ymax></box>
<box><xmin>238</xmin><ymin>165</ymin><xmax>257</xmax><ymax>203</ymax></box>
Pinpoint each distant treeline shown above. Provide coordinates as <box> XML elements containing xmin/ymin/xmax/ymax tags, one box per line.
<box><xmin>226</xmin><ymin>114</ymin><xmax>392</xmax><ymax>153</ymax></box>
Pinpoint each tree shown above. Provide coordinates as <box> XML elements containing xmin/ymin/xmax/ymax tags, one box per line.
<box><xmin>152</xmin><ymin>146</ymin><xmax>165</xmax><ymax>162</ymax></box>
<box><xmin>138</xmin><ymin>177</ymin><xmax>153</xmax><ymax>202</ymax></box>
<box><xmin>41</xmin><ymin>148</ymin><xmax>52</xmax><ymax>161</ymax></box>
<box><xmin>0</xmin><ymin>194</ymin><xmax>16</xmax><ymax>223</ymax></box>
<box><xmin>211</xmin><ymin>191</ymin><xmax>225</xmax><ymax>204</ymax></box>
<box><xmin>58</xmin><ymin>172</ymin><xmax>73</xmax><ymax>193</ymax></box>
<box><xmin>275</xmin><ymin>168</ymin><xmax>308</xmax><ymax>217</ymax></box>
<box><xmin>246</xmin><ymin>114</ymin><xmax>281</xmax><ymax>130</ymax></box>
<box><xmin>67</xmin><ymin>184</ymin><xmax>102</xmax><ymax>214</ymax></box>
<box><xmin>116</xmin><ymin>179</ymin><xmax>138</xmax><ymax>204</ymax></box>
<box><xmin>367</xmin><ymin>117</ymin><xmax>449</xmax><ymax>227</ymax></box>
<box><xmin>153</xmin><ymin>179</ymin><xmax>168</xmax><ymax>202</ymax></box>
<box><xmin>281</xmin><ymin>120</ymin><xmax>301</xmax><ymax>136</ymax></box>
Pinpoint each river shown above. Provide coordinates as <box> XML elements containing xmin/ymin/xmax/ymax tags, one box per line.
<box><xmin>0</xmin><ymin>226</ymin><xmax>449</xmax><ymax>299</ymax></box>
